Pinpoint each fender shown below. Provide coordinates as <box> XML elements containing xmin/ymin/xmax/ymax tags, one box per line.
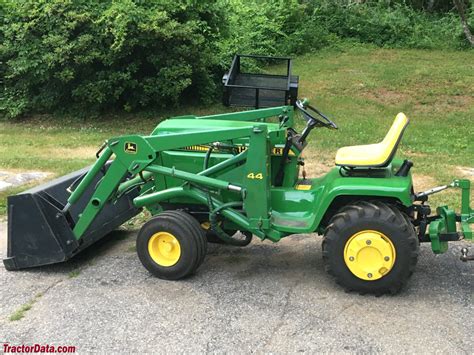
<box><xmin>311</xmin><ymin>165</ymin><xmax>413</xmax><ymax>231</ymax></box>
<box><xmin>270</xmin><ymin>163</ymin><xmax>413</xmax><ymax>234</ymax></box>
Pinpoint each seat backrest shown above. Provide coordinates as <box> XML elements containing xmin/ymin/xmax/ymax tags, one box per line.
<box><xmin>379</xmin><ymin>112</ymin><xmax>409</xmax><ymax>165</ymax></box>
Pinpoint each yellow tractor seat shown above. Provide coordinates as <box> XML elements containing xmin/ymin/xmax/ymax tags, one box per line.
<box><xmin>335</xmin><ymin>113</ymin><xmax>409</xmax><ymax>168</ymax></box>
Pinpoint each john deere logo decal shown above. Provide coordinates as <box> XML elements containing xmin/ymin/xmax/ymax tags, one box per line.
<box><xmin>125</xmin><ymin>142</ymin><xmax>137</xmax><ymax>154</ymax></box>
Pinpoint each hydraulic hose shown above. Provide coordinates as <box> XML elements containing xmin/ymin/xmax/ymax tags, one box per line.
<box><xmin>208</xmin><ymin>201</ymin><xmax>252</xmax><ymax>246</ymax></box>
<box><xmin>203</xmin><ymin>145</ymin><xmax>214</xmax><ymax>171</ymax></box>
<box><xmin>204</xmin><ymin>146</ymin><xmax>215</xmax><ymax>211</ymax></box>
<box><xmin>202</xmin><ymin>146</ymin><xmax>251</xmax><ymax>246</ymax></box>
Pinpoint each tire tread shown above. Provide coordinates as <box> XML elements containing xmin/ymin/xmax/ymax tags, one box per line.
<box><xmin>322</xmin><ymin>200</ymin><xmax>418</xmax><ymax>295</ymax></box>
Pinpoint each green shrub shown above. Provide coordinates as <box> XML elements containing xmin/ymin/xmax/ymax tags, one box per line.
<box><xmin>1</xmin><ymin>0</ymin><xmax>472</xmax><ymax>118</ymax></box>
<box><xmin>308</xmin><ymin>1</ymin><xmax>466</xmax><ymax>49</ymax></box>
<box><xmin>219</xmin><ymin>0</ymin><xmax>471</xmax><ymax>65</ymax></box>
<box><xmin>1</xmin><ymin>0</ymin><xmax>226</xmax><ymax>118</ymax></box>
<box><xmin>217</xmin><ymin>0</ymin><xmax>333</xmax><ymax>64</ymax></box>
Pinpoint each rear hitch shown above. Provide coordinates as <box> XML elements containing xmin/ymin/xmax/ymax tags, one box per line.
<box><xmin>414</xmin><ymin>183</ymin><xmax>452</xmax><ymax>200</ymax></box>
<box><xmin>460</xmin><ymin>248</ymin><xmax>474</xmax><ymax>262</ymax></box>
<box><xmin>414</xmin><ymin>179</ymin><xmax>473</xmax><ymax>255</ymax></box>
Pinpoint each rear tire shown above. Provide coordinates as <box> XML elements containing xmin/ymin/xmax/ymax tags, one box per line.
<box><xmin>137</xmin><ymin>211</ymin><xmax>207</xmax><ymax>280</ymax></box>
<box><xmin>322</xmin><ymin>201</ymin><xmax>419</xmax><ymax>295</ymax></box>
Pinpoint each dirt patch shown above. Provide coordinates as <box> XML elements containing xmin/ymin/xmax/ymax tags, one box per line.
<box><xmin>414</xmin><ymin>94</ymin><xmax>473</xmax><ymax>114</ymax></box>
<box><xmin>360</xmin><ymin>86</ymin><xmax>472</xmax><ymax>113</ymax></box>
<box><xmin>398</xmin><ymin>148</ymin><xmax>428</xmax><ymax>158</ymax></box>
<box><xmin>0</xmin><ymin>170</ymin><xmax>51</xmax><ymax>191</ymax></box>
<box><xmin>446</xmin><ymin>95</ymin><xmax>473</xmax><ymax>107</ymax></box>
<box><xmin>360</xmin><ymin>88</ymin><xmax>410</xmax><ymax>106</ymax></box>
<box><xmin>303</xmin><ymin>159</ymin><xmax>333</xmax><ymax>178</ymax></box>
<box><xmin>456</xmin><ymin>166</ymin><xmax>474</xmax><ymax>179</ymax></box>
<box><xmin>412</xmin><ymin>174</ymin><xmax>438</xmax><ymax>192</ymax></box>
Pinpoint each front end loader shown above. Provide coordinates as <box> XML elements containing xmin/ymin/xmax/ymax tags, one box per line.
<box><xmin>4</xmin><ymin>100</ymin><xmax>473</xmax><ymax>294</ymax></box>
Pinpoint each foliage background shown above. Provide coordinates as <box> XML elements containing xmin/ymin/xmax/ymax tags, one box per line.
<box><xmin>1</xmin><ymin>0</ymin><xmax>472</xmax><ymax>118</ymax></box>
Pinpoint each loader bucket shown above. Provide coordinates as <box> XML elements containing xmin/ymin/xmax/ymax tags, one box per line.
<box><xmin>3</xmin><ymin>165</ymin><xmax>141</xmax><ymax>270</ymax></box>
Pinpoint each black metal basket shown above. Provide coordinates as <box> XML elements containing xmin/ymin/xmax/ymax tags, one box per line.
<box><xmin>222</xmin><ymin>54</ymin><xmax>299</xmax><ymax>108</ymax></box>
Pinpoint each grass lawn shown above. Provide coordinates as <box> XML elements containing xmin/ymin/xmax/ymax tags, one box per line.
<box><xmin>0</xmin><ymin>45</ymin><xmax>472</xmax><ymax>215</ymax></box>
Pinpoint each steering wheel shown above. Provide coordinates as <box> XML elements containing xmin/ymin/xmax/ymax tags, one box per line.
<box><xmin>296</xmin><ymin>99</ymin><xmax>338</xmax><ymax>130</ymax></box>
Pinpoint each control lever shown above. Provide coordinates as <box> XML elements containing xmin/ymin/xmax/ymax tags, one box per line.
<box><xmin>292</xmin><ymin>133</ymin><xmax>307</xmax><ymax>152</ymax></box>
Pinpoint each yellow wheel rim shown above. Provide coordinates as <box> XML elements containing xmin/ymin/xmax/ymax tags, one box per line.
<box><xmin>148</xmin><ymin>232</ymin><xmax>181</xmax><ymax>267</ymax></box>
<box><xmin>344</xmin><ymin>230</ymin><xmax>396</xmax><ymax>281</ymax></box>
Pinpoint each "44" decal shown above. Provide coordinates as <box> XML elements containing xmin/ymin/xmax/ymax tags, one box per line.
<box><xmin>247</xmin><ymin>172</ymin><xmax>263</xmax><ymax>180</ymax></box>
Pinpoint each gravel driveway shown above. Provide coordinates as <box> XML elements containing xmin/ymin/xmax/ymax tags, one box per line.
<box><xmin>0</xmin><ymin>220</ymin><xmax>473</xmax><ymax>353</ymax></box>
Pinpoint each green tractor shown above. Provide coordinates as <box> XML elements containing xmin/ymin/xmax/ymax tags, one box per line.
<box><xmin>4</xmin><ymin>100</ymin><xmax>473</xmax><ymax>295</ymax></box>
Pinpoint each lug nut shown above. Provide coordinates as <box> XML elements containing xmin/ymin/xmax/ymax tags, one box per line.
<box><xmin>366</xmin><ymin>240</ymin><xmax>372</xmax><ymax>245</ymax></box>
<box><xmin>349</xmin><ymin>256</ymin><xmax>354</xmax><ymax>261</ymax></box>
<box><xmin>384</xmin><ymin>256</ymin><xmax>390</xmax><ymax>261</ymax></box>
<box><xmin>367</xmin><ymin>273</ymin><xmax>373</xmax><ymax>278</ymax></box>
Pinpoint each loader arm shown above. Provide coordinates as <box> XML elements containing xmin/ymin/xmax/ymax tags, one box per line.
<box><xmin>68</xmin><ymin>119</ymin><xmax>289</xmax><ymax>241</ymax></box>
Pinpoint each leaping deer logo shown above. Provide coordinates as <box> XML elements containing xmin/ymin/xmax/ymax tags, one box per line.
<box><xmin>125</xmin><ymin>142</ymin><xmax>137</xmax><ymax>154</ymax></box>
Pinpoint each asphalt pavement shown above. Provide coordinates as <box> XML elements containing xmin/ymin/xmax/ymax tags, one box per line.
<box><xmin>0</xmin><ymin>220</ymin><xmax>473</xmax><ymax>353</ymax></box>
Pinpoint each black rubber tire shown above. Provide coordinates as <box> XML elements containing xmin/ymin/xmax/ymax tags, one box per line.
<box><xmin>322</xmin><ymin>200</ymin><xmax>419</xmax><ymax>295</ymax></box>
<box><xmin>136</xmin><ymin>211</ymin><xmax>206</xmax><ymax>280</ymax></box>
<box><xmin>160</xmin><ymin>210</ymin><xmax>208</xmax><ymax>268</ymax></box>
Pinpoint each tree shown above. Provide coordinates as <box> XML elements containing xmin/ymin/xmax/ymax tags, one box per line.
<box><xmin>453</xmin><ymin>0</ymin><xmax>474</xmax><ymax>46</ymax></box>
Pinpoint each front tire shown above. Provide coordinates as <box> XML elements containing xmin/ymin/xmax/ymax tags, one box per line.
<box><xmin>137</xmin><ymin>211</ymin><xmax>207</xmax><ymax>280</ymax></box>
<box><xmin>322</xmin><ymin>201</ymin><xmax>419</xmax><ymax>295</ymax></box>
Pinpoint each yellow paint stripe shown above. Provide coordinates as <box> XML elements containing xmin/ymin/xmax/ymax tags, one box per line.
<box><xmin>295</xmin><ymin>184</ymin><xmax>311</xmax><ymax>190</ymax></box>
<box><xmin>180</xmin><ymin>145</ymin><xmax>295</xmax><ymax>156</ymax></box>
